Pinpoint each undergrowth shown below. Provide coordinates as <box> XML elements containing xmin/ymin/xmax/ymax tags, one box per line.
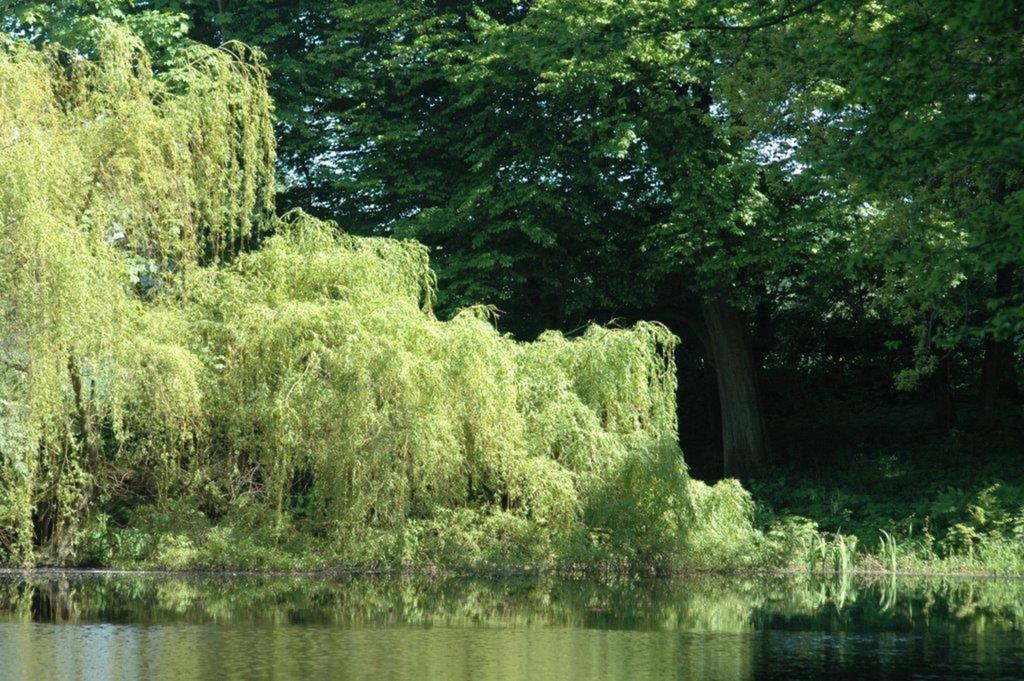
<box><xmin>751</xmin><ymin>406</ymin><xmax>1024</xmax><ymax>575</ymax></box>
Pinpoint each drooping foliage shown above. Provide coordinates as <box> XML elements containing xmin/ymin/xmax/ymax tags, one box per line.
<box><xmin>1</xmin><ymin>26</ymin><xmax>763</xmax><ymax>570</ymax></box>
<box><xmin>0</xmin><ymin>21</ymin><xmax>274</xmax><ymax>562</ymax></box>
<box><xmin>181</xmin><ymin>213</ymin><xmax>691</xmax><ymax>565</ymax></box>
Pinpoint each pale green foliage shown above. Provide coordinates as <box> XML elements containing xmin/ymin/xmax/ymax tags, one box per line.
<box><xmin>0</xmin><ymin>23</ymin><xmax>273</xmax><ymax>563</ymax></box>
<box><xmin>683</xmin><ymin>479</ymin><xmax>764</xmax><ymax>569</ymax></box>
<box><xmin>186</xmin><ymin>213</ymin><xmax>687</xmax><ymax>564</ymax></box>
<box><xmin>0</xmin><ymin>26</ymin><xmax>770</xmax><ymax>571</ymax></box>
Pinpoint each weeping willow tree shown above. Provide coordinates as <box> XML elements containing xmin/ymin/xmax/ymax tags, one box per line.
<box><xmin>0</xmin><ymin>21</ymin><xmax>273</xmax><ymax>563</ymax></box>
<box><xmin>182</xmin><ymin>211</ymin><xmax>690</xmax><ymax>565</ymax></box>
<box><xmin>1</xmin><ymin>24</ymin><xmax>761</xmax><ymax>570</ymax></box>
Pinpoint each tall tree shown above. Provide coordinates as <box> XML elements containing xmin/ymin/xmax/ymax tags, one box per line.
<box><xmin>724</xmin><ymin>0</ymin><xmax>1024</xmax><ymax>425</ymax></box>
<box><xmin>436</xmin><ymin>1</ymin><xmax>865</xmax><ymax>476</ymax></box>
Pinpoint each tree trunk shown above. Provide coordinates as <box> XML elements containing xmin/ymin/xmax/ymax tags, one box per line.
<box><xmin>701</xmin><ymin>295</ymin><xmax>770</xmax><ymax>478</ymax></box>
<box><xmin>933</xmin><ymin>354</ymin><xmax>957</xmax><ymax>432</ymax></box>
<box><xmin>980</xmin><ymin>265</ymin><xmax>1018</xmax><ymax>425</ymax></box>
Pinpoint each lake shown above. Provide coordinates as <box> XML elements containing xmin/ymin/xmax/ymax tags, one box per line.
<box><xmin>1</xmin><ymin>571</ymin><xmax>1022</xmax><ymax>679</ymax></box>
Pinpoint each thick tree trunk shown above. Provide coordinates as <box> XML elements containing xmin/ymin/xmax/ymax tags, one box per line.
<box><xmin>980</xmin><ymin>265</ymin><xmax>1018</xmax><ymax>425</ymax></box>
<box><xmin>701</xmin><ymin>295</ymin><xmax>770</xmax><ymax>478</ymax></box>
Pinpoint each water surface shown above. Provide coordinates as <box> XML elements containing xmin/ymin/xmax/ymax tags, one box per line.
<box><xmin>1</xmin><ymin>571</ymin><xmax>1022</xmax><ymax>679</ymax></box>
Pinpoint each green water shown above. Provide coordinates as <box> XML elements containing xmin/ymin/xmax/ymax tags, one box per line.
<box><xmin>1</xmin><ymin>572</ymin><xmax>1023</xmax><ymax>680</ymax></box>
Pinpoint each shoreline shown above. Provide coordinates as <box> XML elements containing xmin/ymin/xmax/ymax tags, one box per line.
<box><xmin>2</xmin><ymin>566</ymin><xmax>1023</xmax><ymax>581</ymax></box>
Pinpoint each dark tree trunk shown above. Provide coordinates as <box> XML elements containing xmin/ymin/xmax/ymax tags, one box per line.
<box><xmin>68</xmin><ymin>357</ymin><xmax>94</xmax><ymax>459</ymax></box>
<box><xmin>980</xmin><ymin>265</ymin><xmax>1018</xmax><ymax>425</ymax></box>
<box><xmin>700</xmin><ymin>295</ymin><xmax>770</xmax><ymax>478</ymax></box>
<box><xmin>933</xmin><ymin>354</ymin><xmax>957</xmax><ymax>432</ymax></box>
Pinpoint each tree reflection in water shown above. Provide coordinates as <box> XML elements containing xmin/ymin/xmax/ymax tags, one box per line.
<box><xmin>0</xmin><ymin>572</ymin><xmax>1022</xmax><ymax>680</ymax></box>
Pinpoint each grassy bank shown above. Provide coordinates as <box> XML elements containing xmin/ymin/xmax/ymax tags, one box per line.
<box><xmin>750</xmin><ymin>406</ymin><xmax>1024</xmax><ymax>577</ymax></box>
<box><xmin>13</xmin><ymin>436</ymin><xmax>1024</xmax><ymax>576</ymax></box>
<box><xmin>51</xmin><ymin>436</ymin><xmax>1024</xmax><ymax>577</ymax></box>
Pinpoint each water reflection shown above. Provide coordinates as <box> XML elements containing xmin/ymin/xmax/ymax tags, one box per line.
<box><xmin>0</xmin><ymin>571</ymin><xmax>1022</xmax><ymax>680</ymax></box>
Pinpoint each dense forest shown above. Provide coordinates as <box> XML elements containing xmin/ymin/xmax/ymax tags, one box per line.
<box><xmin>0</xmin><ymin>0</ymin><xmax>1021</xmax><ymax>573</ymax></box>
